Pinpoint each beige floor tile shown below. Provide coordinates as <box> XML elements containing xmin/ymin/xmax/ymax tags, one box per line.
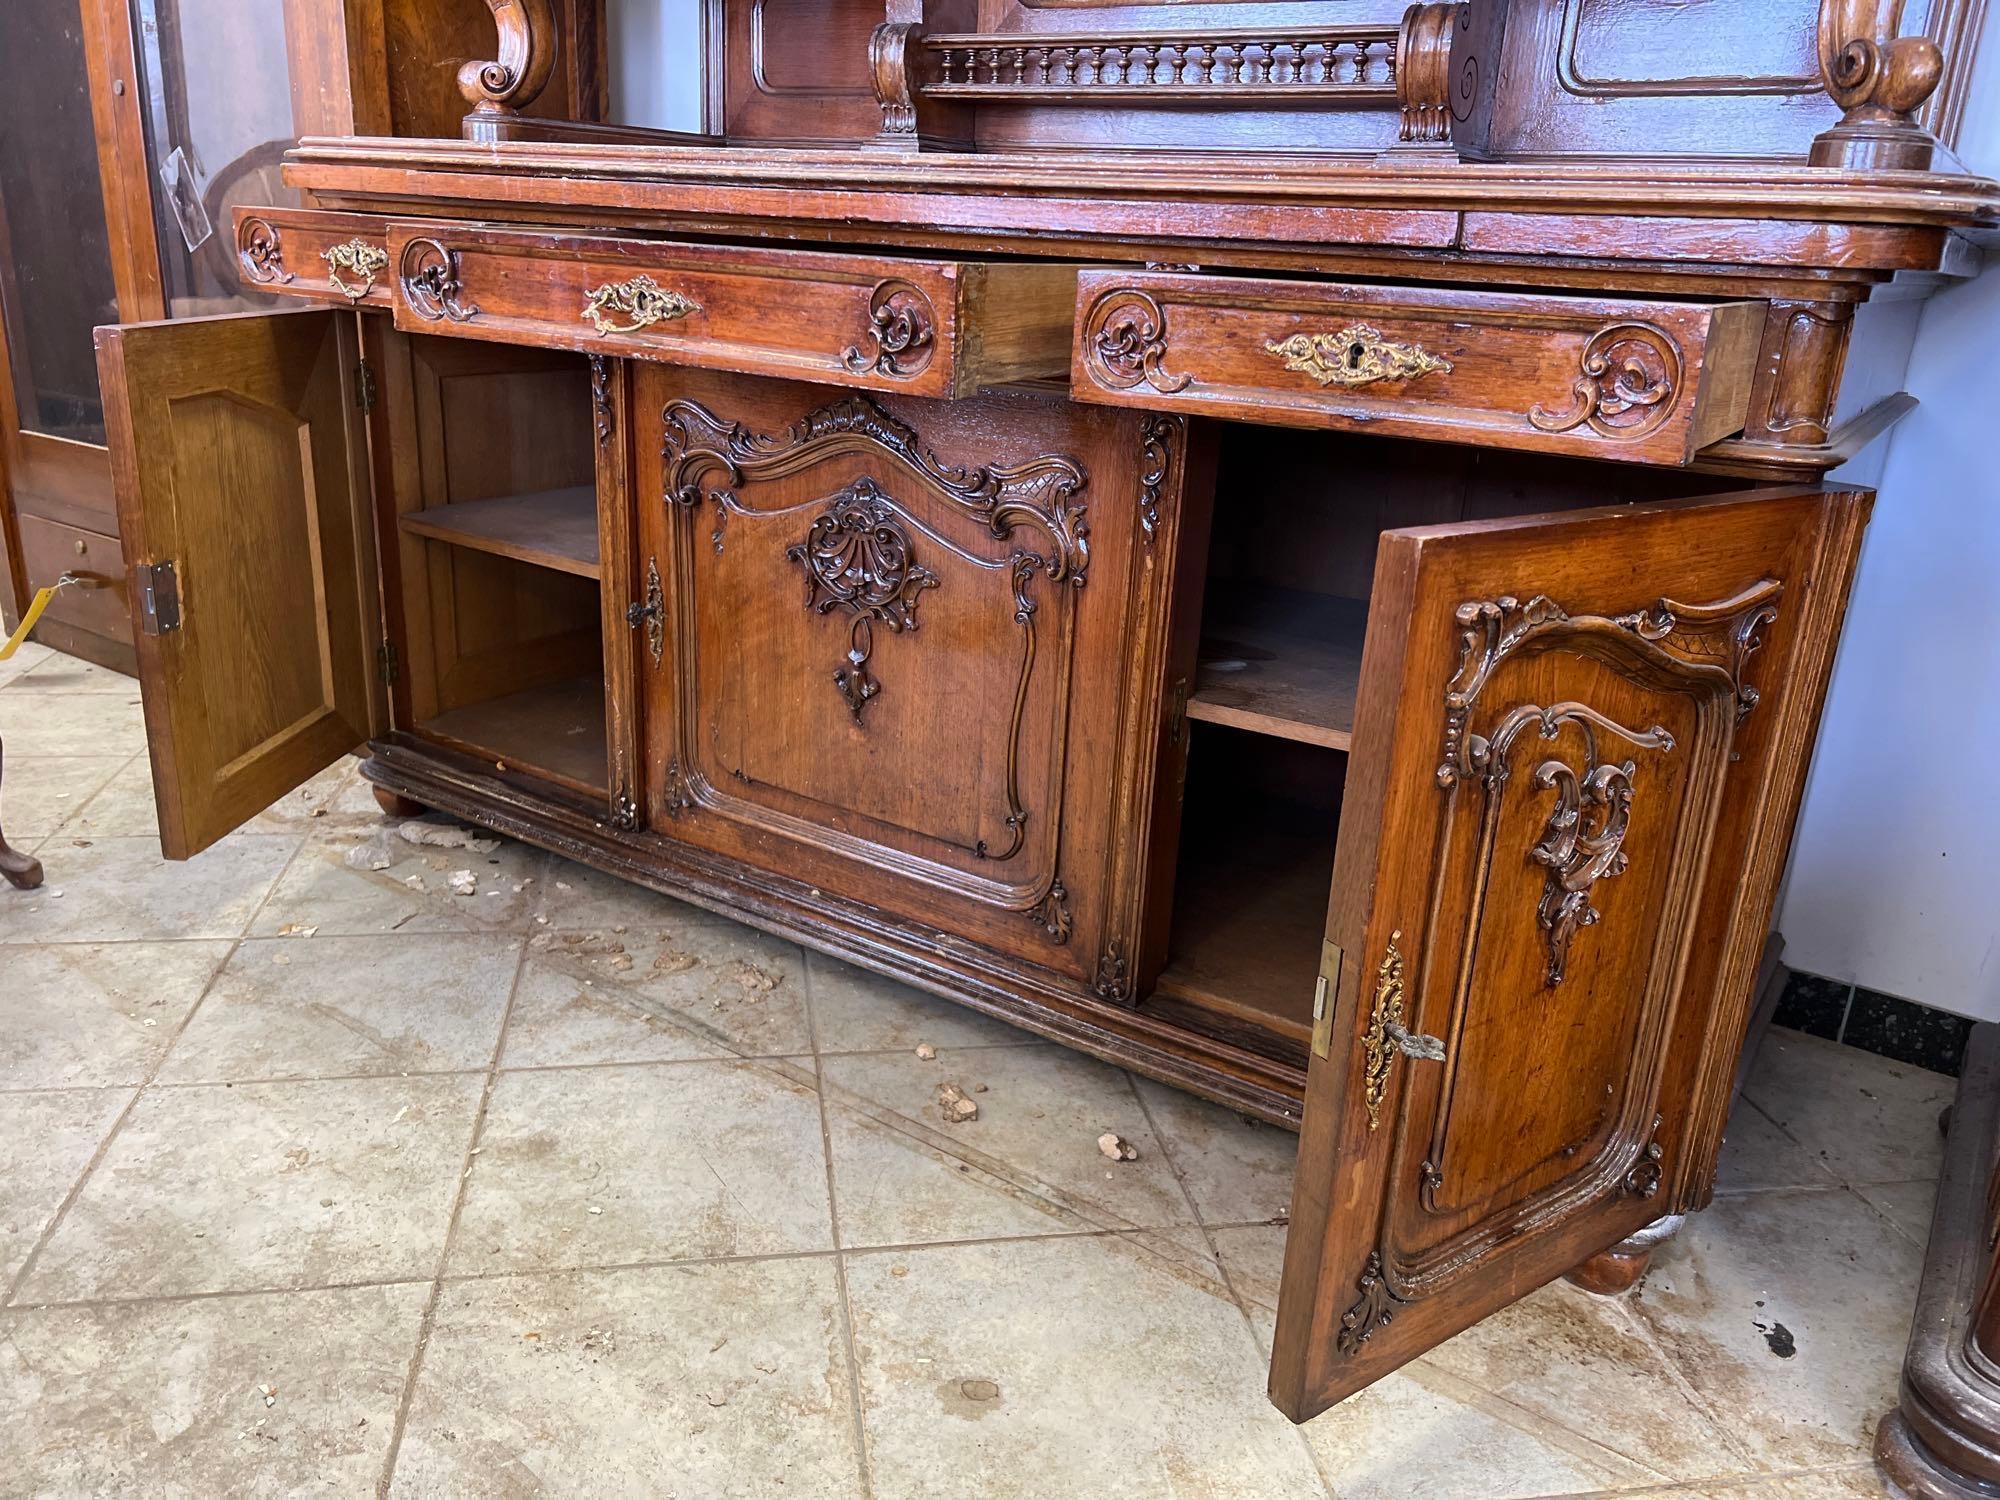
<box><xmin>1856</xmin><ymin>1179</ymin><xmax>1938</xmax><ymax>1245</ymax></box>
<box><xmin>1633</xmin><ymin>1187</ymin><xmax>1924</xmax><ymax>1471</ymax></box>
<box><xmin>19</xmin><ymin>1074</ymin><xmax>483</xmax><ymax>1303</ymax></box>
<box><xmin>0</xmin><ymin>833</ymin><xmax>302</xmax><ymax>944</ymax></box>
<box><xmin>0</xmin><ymin>941</ymin><xmax>232</xmax><ymax>1088</ymax></box>
<box><xmin>503</xmin><ymin>923</ymin><xmax>813</xmax><ymax>1067</ymax></box>
<box><xmin>1293</xmin><ymin>1359</ymin><xmax>1652</xmax><ymax>1499</ymax></box>
<box><xmin>57</xmin><ymin>756</ymin><xmax>162</xmax><ymax>837</ymax></box>
<box><xmin>538</xmin><ymin>855</ymin><xmax>719</xmax><ymax>930</ymax></box>
<box><xmin>0</xmin><ymin>753</ymin><xmax>128</xmax><ymax>838</ymax></box>
<box><xmin>846</xmin><ymin>1235</ymin><xmax>1327</xmax><ymax>1500</ymax></box>
<box><xmin>158</xmin><ymin>933</ymin><xmax>523</xmax><ymax>1083</ymax></box>
<box><xmin>12</xmin><ymin>654</ymin><xmax>136</xmax><ymax>693</ymax></box>
<box><xmin>1424</xmin><ymin>1276</ymin><xmax>1749</xmax><ymax>1481</ymax></box>
<box><xmin>0</xmin><ymin>1089</ymin><xmax>133</xmax><ymax>1288</ymax></box>
<box><xmin>1639</xmin><ymin>1464</ymin><xmax>1891</xmax><ymax>1496</ymax></box>
<box><xmin>245</xmin><ymin>756</ymin><xmax>377</xmax><ymax>833</ymax></box>
<box><xmin>450</xmin><ymin>1060</ymin><xmax>833</xmax><ymax>1273</ymax></box>
<box><xmin>808</xmin><ymin>951</ymin><xmax>1032</xmax><ymax>1053</ymax></box>
<box><xmin>392</xmin><ymin>1260</ymin><xmax>862</xmax><ymax>1498</ymax></box>
<box><xmin>0</xmin><ymin>689</ymin><xmax>146</xmax><ymax>756</ymax></box>
<box><xmin>1745</xmin><ymin>1029</ymin><xmax>1953</xmax><ymax>1186</ymax></box>
<box><xmin>823</xmin><ymin>1045</ymin><xmax>1198</xmax><ymax>1247</ymax></box>
<box><xmin>0</xmin><ymin>1282</ymin><xmax>426</xmax><ymax>1495</ymax></box>
<box><xmin>0</xmin><ymin>640</ymin><xmax>54</xmax><ymax>688</ymax></box>
<box><xmin>1714</xmin><ymin>1097</ymin><xmax>1845</xmax><ymax>1195</ymax></box>
<box><xmin>250</xmin><ymin>823</ymin><xmax>546</xmax><ymax>937</ymax></box>
<box><xmin>1212</xmin><ymin>1221</ymin><xmax>1289</xmax><ymax>1313</ymax></box>
<box><xmin>1133</xmin><ymin>1074</ymin><xmax>1299</xmax><ymax>1225</ymax></box>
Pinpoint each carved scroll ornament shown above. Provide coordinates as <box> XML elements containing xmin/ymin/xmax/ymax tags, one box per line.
<box><xmin>1810</xmin><ymin>0</ymin><xmax>1945</xmax><ymax>169</ymax></box>
<box><xmin>1081</xmin><ymin>289</ymin><xmax>1192</xmax><ymax>394</ymax></box>
<box><xmin>844</xmin><ymin>280</ymin><xmax>937</xmax><ymax>379</ymax></box>
<box><xmin>1529</xmin><ymin>323</ymin><xmax>1682</xmax><ymax>442</ymax></box>
<box><xmin>459</xmin><ymin>0</ymin><xmax>559</xmax><ymax>118</ymax></box>
<box><xmin>399</xmin><ymin>239</ymin><xmax>479</xmax><ymax>323</ymax></box>
<box><xmin>787</xmin><ymin>482</ymin><xmax>940</xmax><ymax>724</ymax></box>
<box><xmin>237</xmin><ymin>217</ymin><xmax>292</xmax><ymax>286</ymax></box>
<box><xmin>1266</xmin><ymin>325</ymin><xmax>1454</xmax><ymax>388</ymax></box>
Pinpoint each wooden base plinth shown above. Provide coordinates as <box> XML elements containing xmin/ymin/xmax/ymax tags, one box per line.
<box><xmin>1877</xmin><ymin>1025</ymin><xmax>2000</xmax><ymax>1500</ymax></box>
<box><xmin>1566</xmin><ymin>1214</ymin><xmax>1687</xmax><ymax>1296</ymax></box>
<box><xmin>0</xmin><ymin>734</ymin><xmax>44</xmax><ymax>891</ymax></box>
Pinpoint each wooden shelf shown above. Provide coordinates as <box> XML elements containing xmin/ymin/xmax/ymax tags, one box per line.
<box><xmin>1154</xmin><ymin>797</ymin><xmax>1337</xmax><ymax>1051</ymax></box>
<box><xmin>1188</xmin><ymin>587</ymin><xmax>1365</xmax><ymax>751</ymax></box>
<box><xmin>423</xmin><ymin>675</ymin><xmax>608</xmax><ymax>795</ymax></box>
<box><xmin>400</xmin><ymin>486</ymin><xmax>600</xmax><ymax>579</ymax></box>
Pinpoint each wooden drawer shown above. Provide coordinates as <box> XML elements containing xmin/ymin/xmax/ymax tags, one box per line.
<box><xmin>384</xmin><ymin>222</ymin><xmax>1078</xmax><ymax>399</ymax></box>
<box><xmin>1072</xmin><ymin>271</ymin><xmax>1763</xmax><ymax>466</ymax></box>
<box><xmin>231</xmin><ymin>207</ymin><xmax>398</xmax><ymax>309</ymax></box>
<box><xmin>17</xmin><ymin>514</ymin><xmax>129</xmax><ymax>641</ymax></box>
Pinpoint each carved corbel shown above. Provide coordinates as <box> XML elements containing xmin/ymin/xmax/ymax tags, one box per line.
<box><xmin>1809</xmin><ymin>0</ymin><xmax>1945</xmax><ymax>171</ymax></box>
<box><xmin>868</xmin><ymin>2</ymin><xmax>975</xmax><ymax>151</ymax></box>
<box><xmin>1386</xmin><ymin>3</ymin><xmax>1462</xmax><ymax>158</ymax></box>
<box><xmin>459</xmin><ymin>0</ymin><xmax>561</xmax><ymax>125</ymax></box>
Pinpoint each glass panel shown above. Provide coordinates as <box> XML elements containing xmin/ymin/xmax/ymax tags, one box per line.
<box><xmin>608</xmin><ymin>0</ymin><xmax>707</xmax><ymax>130</ymax></box>
<box><xmin>130</xmin><ymin>0</ymin><xmax>300</xmax><ymax>317</ymax></box>
<box><xmin>0</xmin><ymin>0</ymin><xmax>122</xmax><ymax>445</ymax></box>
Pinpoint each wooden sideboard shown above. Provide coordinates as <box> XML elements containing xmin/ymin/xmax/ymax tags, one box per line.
<box><xmin>69</xmin><ymin>0</ymin><xmax>1999</xmax><ymax>1426</ymax></box>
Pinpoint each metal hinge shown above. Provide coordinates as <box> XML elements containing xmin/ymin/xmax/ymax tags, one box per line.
<box><xmin>137</xmin><ymin>560</ymin><xmax>181</xmax><ymax>635</ymax></box>
<box><xmin>376</xmin><ymin>641</ymin><xmax>399</xmax><ymax>685</ymax></box>
<box><xmin>354</xmin><ymin>359</ymin><xmax>378</xmax><ymax>412</ymax></box>
<box><xmin>1311</xmin><ymin>940</ymin><xmax>1345</xmax><ymax>1061</ymax></box>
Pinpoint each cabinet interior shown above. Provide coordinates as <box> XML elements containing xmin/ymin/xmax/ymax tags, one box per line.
<box><xmin>1142</xmin><ymin>424</ymin><xmax>1757</xmax><ymax>1066</ymax></box>
<box><xmin>387</xmin><ymin>335</ymin><xmax>608</xmax><ymax>797</ymax></box>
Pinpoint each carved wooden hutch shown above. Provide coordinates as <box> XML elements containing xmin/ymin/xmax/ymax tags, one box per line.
<box><xmin>71</xmin><ymin>0</ymin><xmax>2000</xmax><ymax>1431</ymax></box>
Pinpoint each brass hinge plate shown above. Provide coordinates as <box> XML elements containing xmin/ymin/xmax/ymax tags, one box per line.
<box><xmin>1311</xmin><ymin>939</ymin><xmax>1345</xmax><ymax>1061</ymax></box>
<box><xmin>137</xmin><ymin>561</ymin><xmax>181</xmax><ymax>636</ymax></box>
<box><xmin>354</xmin><ymin>359</ymin><xmax>378</xmax><ymax>413</ymax></box>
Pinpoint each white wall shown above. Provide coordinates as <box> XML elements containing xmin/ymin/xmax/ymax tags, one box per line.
<box><xmin>606</xmin><ymin>0</ymin><xmax>706</xmax><ymax>132</ymax></box>
<box><xmin>1776</xmin><ymin>10</ymin><xmax>2000</xmax><ymax>1017</ymax></box>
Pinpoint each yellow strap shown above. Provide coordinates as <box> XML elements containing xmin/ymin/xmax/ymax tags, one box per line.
<box><xmin>0</xmin><ymin>574</ymin><xmax>76</xmax><ymax>661</ymax></box>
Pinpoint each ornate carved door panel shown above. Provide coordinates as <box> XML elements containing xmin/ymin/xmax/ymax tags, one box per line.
<box><xmin>1269</xmin><ymin>485</ymin><xmax>1870</xmax><ymax>1421</ymax></box>
<box><xmin>628</xmin><ymin>366</ymin><xmax>1203</xmax><ymax>985</ymax></box>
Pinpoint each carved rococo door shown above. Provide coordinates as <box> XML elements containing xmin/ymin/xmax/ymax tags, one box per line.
<box><xmin>1269</xmin><ymin>487</ymin><xmax>1870</xmax><ymax>1421</ymax></box>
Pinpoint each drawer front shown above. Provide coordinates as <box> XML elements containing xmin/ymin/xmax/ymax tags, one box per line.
<box><xmin>231</xmin><ymin>207</ymin><xmax>398</xmax><ymax>309</ymax></box>
<box><xmin>1072</xmin><ymin>272</ymin><xmax>1763</xmax><ymax>466</ymax></box>
<box><xmin>17</xmin><ymin>515</ymin><xmax>130</xmax><ymax>642</ymax></box>
<box><xmin>385</xmin><ymin>223</ymin><xmax>1076</xmax><ymax>399</ymax></box>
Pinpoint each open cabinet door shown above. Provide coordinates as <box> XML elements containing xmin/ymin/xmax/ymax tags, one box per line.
<box><xmin>96</xmin><ymin>310</ymin><xmax>380</xmax><ymax>859</ymax></box>
<box><xmin>1269</xmin><ymin>485</ymin><xmax>1870</xmax><ymax>1422</ymax></box>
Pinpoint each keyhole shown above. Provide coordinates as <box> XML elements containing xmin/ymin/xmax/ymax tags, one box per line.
<box><xmin>1345</xmin><ymin>341</ymin><xmax>1367</xmax><ymax>371</ymax></box>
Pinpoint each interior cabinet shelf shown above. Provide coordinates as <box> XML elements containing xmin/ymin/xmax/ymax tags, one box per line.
<box><xmin>1188</xmin><ymin>587</ymin><xmax>1366</xmax><ymax>751</ymax></box>
<box><xmin>423</xmin><ymin>675</ymin><xmax>609</xmax><ymax>794</ymax></box>
<box><xmin>399</xmin><ymin>486</ymin><xmax>601</xmax><ymax>579</ymax></box>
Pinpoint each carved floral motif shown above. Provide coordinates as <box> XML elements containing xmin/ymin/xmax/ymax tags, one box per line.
<box><xmin>1136</xmin><ymin>415</ymin><xmax>1178</xmax><ymax>544</ymax></box>
<box><xmin>786</xmin><ymin>483</ymin><xmax>940</xmax><ymax>724</ymax></box>
<box><xmin>399</xmin><ymin>238</ymin><xmax>479</xmax><ymax>323</ymax></box>
<box><xmin>237</xmin><ymin>217</ymin><xmax>292</xmax><ymax>285</ymax></box>
<box><xmin>590</xmin><ymin>356</ymin><xmax>615</xmax><ymax>448</ymax></box>
<box><xmin>1032</xmin><ymin>879</ymin><xmax>1074</xmax><ymax>946</ymax></box>
<box><xmin>1337</xmin><ymin>1251</ymin><xmax>1398</xmax><ymax>1358</ymax></box>
<box><xmin>1530</xmin><ymin>743</ymin><xmax>1645</xmax><ymax>988</ymax></box>
<box><xmin>1081</xmin><ymin>288</ymin><xmax>1192</xmax><ymax>394</ymax></box>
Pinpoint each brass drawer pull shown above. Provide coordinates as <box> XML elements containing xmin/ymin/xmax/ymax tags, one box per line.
<box><xmin>321</xmin><ymin>239</ymin><xmax>389</xmax><ymax>301</ymax></box>
<box><xmin>1266</xmin><ymin>325</ymin><xmax>1454</xmax><ymax>388</ymax></box>
<box><xmin>583</xmin><ymin>276</ymin><xmax>701</xmax><ymax>335</ymax></box>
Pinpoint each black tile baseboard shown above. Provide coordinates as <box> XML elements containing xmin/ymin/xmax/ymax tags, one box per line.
<box><xmin>1774</xmin><ymin>968</ymin><xmax>1974</xmax><ymax>1077</ymax></box>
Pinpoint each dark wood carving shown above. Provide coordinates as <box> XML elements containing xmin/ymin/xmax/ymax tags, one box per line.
<box><xmin>1530</xmin><ymin>741</ymin><xmax>1650</xmax><ymax>988</ymax></box>
<box><xmin>1338</xmin><ymin>1253</ymin><xmax>1398</xmax><ymax>1357</ymax></box>
<box><xmin>787</xmin><ymin>481</ymin><xmax>941</xmax><ymax>724</ymax></box>
<box><xmin>843</xmin><ymin>280</ymin><xmax>937</xmax><ymax>379</ymax></box>
<box><xmin>590</xmin><ymin>355</ymin><xmax>615</xmax><ymax>447</ymax></box>
<box><xmin>1528</xmin><ymin>323</ymin><xmax>1683</xmax><ymax>443</ymax></box>
<box><xmin>1094</xmin><ymin>940</ymin><xmax>1132</xmax><ymax>1002</ymax></box>
<box><xmin>610</xmin><ymin>784</ymin><xmax>640</xmax><ymax>832</ymax></box>
<box><xmin>1082</xmin><ymin>288</ymin><xmax>1191</xmax><ymax>395</ymax></box>
<box><xmin>399</xmin><ymin>238</ymin><xmax>479</xmax><ymax>323</ymax></box>
<box><xmin>236</xmin><ymin>216</ymin><xmax>292</xmax><ymax>286</ymax></box>
<box><xmin>1810</xmin><ymin>0</ymin><xmax>1946</xmax><ymax>170</ymax></box>
<box><xmin>1136</xmin><ymin>415</ymin><xmax>1178</xmax><ymax>544</ymax></box>
<box><xmin>459</xmin><ymin>0</ymin><xmax>560</xmax><ymax>123</ymax></box>
<box><xmin>0</xmin><ymin>735</ymin><xmax>45</xmax><ymax>892</ymax></box>
<box><xmin>1392</xmin><ymin>3</ymin><xmax>1465</xmax><ymax>155</ymax></box>
<box><xmin>1032</xmin><ymin>877</ymin><xmax>1074</xmax><ymax>945</ymax></box>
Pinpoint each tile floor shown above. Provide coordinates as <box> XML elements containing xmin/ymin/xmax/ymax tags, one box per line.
<box><xmin>0</xmin><ymin>644</ymin><xmax>1953</xmax><ymax>1497</ymax></box>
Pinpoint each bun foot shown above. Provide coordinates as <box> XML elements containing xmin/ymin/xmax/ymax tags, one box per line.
<box><xmin>1566</xmin><ymin>1214</ymin><xmax>1686</xmax><ymax>1296</ymax></box>
<box><xmin>373</xmin><ymin>786</ymin><xmax>427</xmax><ymax>819</ymax></box>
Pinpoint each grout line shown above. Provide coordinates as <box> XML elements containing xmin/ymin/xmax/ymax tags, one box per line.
<box><xmin>0</xmin><ymin>825</ymin><xmax>318</xmax><ymax>1307</ymax></box>
<box><xmin>1124</xmin><ymin>1072</ymin><xmax>1337</xmax><ymax>1500</ymax></box>
<box><xmin>803</xmin><ymin>949</ymin><xmax>879</xmax><ymax>1500</ymax></box>
<box><xmin>1833</xmin><ymin>982</ymin><xmax>1858</xmax><ymax>1045</ymax></box>
<box><xmin>374</xmin><ymin>936</ymin><xmax>533</xmax><ymax>1500</ymax></box>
